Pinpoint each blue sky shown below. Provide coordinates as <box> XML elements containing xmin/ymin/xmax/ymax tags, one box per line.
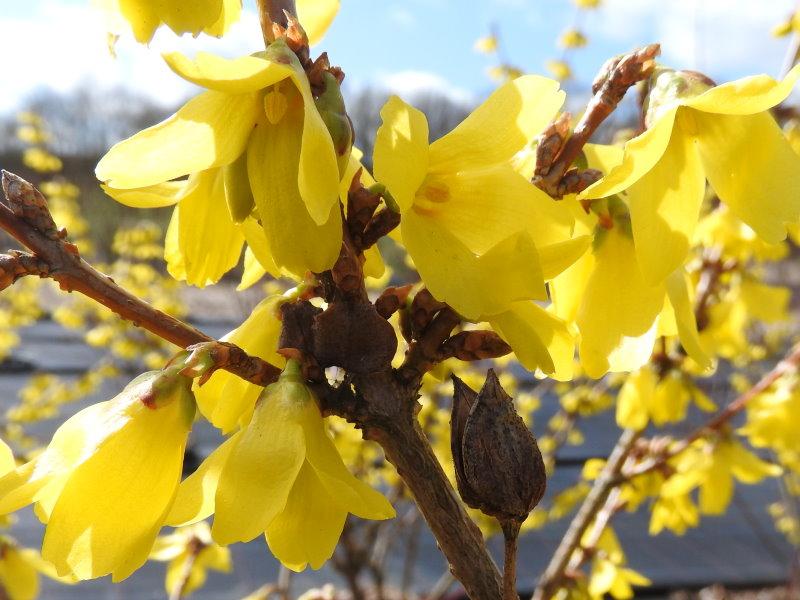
<box><xmin>0</xmin><ymin>0</ymin><xmax>795</xmax><ymax>114</ymax></box>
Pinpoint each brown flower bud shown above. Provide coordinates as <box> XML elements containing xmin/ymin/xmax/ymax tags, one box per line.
<box><xmin>451</xmin><ymin>371</ymin><xmax>546</xmax><ymax>522</ymax></box>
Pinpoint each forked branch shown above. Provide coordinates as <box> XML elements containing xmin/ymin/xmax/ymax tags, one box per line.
<box><xmin>0</xmin><ymin>171</ymin><xmax>280</xmax><ymax>386</ymax></box>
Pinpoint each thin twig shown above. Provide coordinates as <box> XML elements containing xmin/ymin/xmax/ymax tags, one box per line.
<box><xmin>501</xmin><ymin>520</ymin><xmax>522</xmax><ymax>600</ymax></box>
<box><xmin>168</xmin><ymin>537</ymin><xmax>204</xmax><ymax>600</ymax></box>
<box><xmin>532</xmin><ymin>429</ymin><xmax>640</xmax><ymax>600</ymax></box>
<box><xmin>533</xmin><ymin>44</ymin><xmax>660</xmax><ymax>198</ymax></box>
<box><xmin>622</xmin><ymin>342</ymin><xmax>800</xmax><ymax>481</ymax></box>
<box><xmin>0</xmin><ymin>171</ymin><xmax>280</xmax><ymax>387</ymax></box>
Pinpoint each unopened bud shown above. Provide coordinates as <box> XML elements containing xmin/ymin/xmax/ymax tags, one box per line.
<box><xmin>138</xmin><ymin>367</ymin><xmax>195</xmax><ymax>423</ymax></box>
<box><xmin>314</xmin><ymin>72</ymin><xmax>354</xmax><ymax>177</ymax></box>
<box><xmin>643</xmin><ymin>67</ymin><xmax>715</xmax><ymax>128</ymax></box>
<box><xmin>451</xmin><ymin>371</ymin><xmax>546</xmax><ymax>522</ymax></box>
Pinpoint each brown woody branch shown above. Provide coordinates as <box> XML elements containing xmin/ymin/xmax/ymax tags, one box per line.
<box><xmin>0</xmin><ymin>171</ymin><xmax>280</xmax><ymax>387</ymax></box>
<box><xmin>533</xmin><ymin>44</ymin><xmax>660</xmax><ymax>198</ymax></box>
<box><xmin>255</xmin><ymin>0</ymin><xmax>297</xmax><ymax>46</ymax></box>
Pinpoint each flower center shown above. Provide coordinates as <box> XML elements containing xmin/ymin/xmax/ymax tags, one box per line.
<box><xmin>264</xmin><ymin>84</ymin><xmax>289</xmax><ymax>125</ymax></box>
<box><xmin>413</xmin><ymin>177</ymin><xmax>450</xmax><ymax>215</ymax></box>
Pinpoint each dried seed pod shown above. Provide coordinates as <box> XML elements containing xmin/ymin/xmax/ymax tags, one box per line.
<box><xmin>451</xmin><ymin>371</ymin><xmax>546</xmax><ymax>522</ymax></box>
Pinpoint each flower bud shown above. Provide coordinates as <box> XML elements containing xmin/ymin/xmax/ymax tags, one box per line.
<box><xmin>643</xmin><ymin>67</ymin><xmax>715</xmax><ymax>128</ymax></box>
<box><xmin>314</xmin><ymin>71</ymin><xmax>354</xmax><ymax>177</ymax></box>
<box><xmin>450</xmin><ymin>371</ymin><xmax>546</xmax><ymax>522</ymax></box>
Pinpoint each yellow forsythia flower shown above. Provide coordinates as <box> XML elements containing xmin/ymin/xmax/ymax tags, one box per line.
<box><xmin>474</xmin><ymin>34</ymin><xmax>498</xmax><ymax>53</ymax></box>
<box><xmin>662</xmin><ymin>436</ymin><xmax>780</xmax><ymax>516</ymax></box>
<box><xmin>373</xmin><ymin>79</ymin><xmax>592</xmax><ymax>374</ymax></box>
<box><xmin>558</xmin><ymin>29</ymin><xmax>587</xmax><ymax>49</ymax></box>
<box><xmin>550</xmin><ymin>148</ymin><xmax>709</xmax><ymax>377</ymax></box>
<box><xmin>95</xmin><ymin>0</ymin><xmax>241</xmax><ymax>43</ymax></box>
<box><xmin>98</xmin><ymin>38</ymin><xmax>343</xmax><ymax>282</ymax></box>
<box><xmin>167</xmin><ymin>361</ymin><xmax>395</xmax><ymax>571</ymax></box>
<box><xmin>545</xmin><ymin>59</ymin><xmax>572</xmax><ymax>81</ymax></box>
<box><xmin>0</xmin><ymin>369</ymin><xmax>196</xmax><ymax>581</ymax></box>
<box><xmin>582</xmin><ymin>65</ymin><xmax>800</xmax><ymax>285</ymax></box>
<box><xmin>150</xmin><ymin>522</ymin><xmax>231</xmax><ymax>597</ymax></box>
<box><xmin>194</xmin><ymin>295</ymin><xmax>286</xmax><ymax>433</ymax></box>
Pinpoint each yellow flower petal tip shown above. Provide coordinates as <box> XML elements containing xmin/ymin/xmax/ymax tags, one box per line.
<box><xmin>205</xmin><ymin>361</ymin><xmax>393</xmax><ymax>571</ymax></box>
<box><xmin>0</xmin><ymin>369</ymin><xmax>196</xmax><ymax>581</ymax></box>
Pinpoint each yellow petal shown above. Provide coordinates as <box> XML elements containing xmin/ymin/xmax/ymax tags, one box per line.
<box><xmin>577</xmin><ymin>230</ymin><xmax>665</xmax><ymax>378</ymax></box>
<box><xmin>42</xmin><ymin>389</ymin><xmax>192</xmax><ymax>581</ymax></box>
<box><xmin>430</xmin><ymin>76</ymin><xmax>565</xmax><ymax>172</ymax></box>
<box><xmin>699</xmin><ymin>460</ymin><xmax>733</xmax><ymax>515</ymax></box>
<box><xmin>212</xmin><ymin>392</ymin><xmax>307</xmax><ymax>545</ymax></box>
<box><xmin>99</xmin><ymin>0</ymin><xmax>160</xmax><ymax>43</ymax></box>
<box><xmin>265</xmin><ymin>463</ymin><xmax>348</xmax><ymax>571</ymax></box>
<box><xmin>373</xmin><ymin>95</ymin><xmax>429</xmax><ymax>213</ymax></box>
<box><xmin>616</xmin><ymin>367</ymin><xmax>656</xmax><ymax>431</ymax></box>
<box><xmin>241</xmin><ymin>218</ymin><xmax>283</xmax><ymax>279</ymax></box>
<box><xmin>265</xmin><ymin>40</ymin><xmax>340</xmax><ymax>224</ymax></box>
<box><xmin>665</xmin><ymin>270</ymin><xmax>711</xmax><ymax>369</ymax></box>
<box><xmin>204</xmin><ymin>0</ymin><xmax>242</xmax><ymax>37</ymax></box>
<box><xmin>697</xmin><ymin>111</ymin><xmax>800</xmax><ymax>244</ymax></box>
<box><xmin>247</xmin><ymin>115</ymin><xmax>341</xmax><ymax>276</ymax></box>
<box><xmin>581</xmin><ymin>107</ymin><xmax>678</xmax><ymax>199</ymax></box>
<box><xmin>96</xmin><ymin>91</ymin><xmax>260</xmax><ymax>189</ymax></box>
<box><xmin>167</xmin><ymin>170</ymin><xmax>245</xmax><ymax>287</ymax></box>
<box><xmin>300</xmin><ymin>405</ymin><xmax>395</xmax><ymax>520</ymax></box>
<box><xmin>0</xmin><ymin>400</ymin><xmax>129</xmax><ymax>516</ymax></box>
<box><xmin>158</xmin><ymin>0</ymin><xmax>224</xmax><ymax>39</ymax></box>
<box><xmin>488</xmin><ymin>302</ymin><xmax>575</xmax><ymax>380</ymax></box>
<box><xmin>0</xmin><ymin>545</ymin><xmax>39</xmax><ymax>600</ymax></box>
<box><xmin>539</xmin><ymin>235</ymin><xmax>591</xmax><ymax>280</ymax></box>
<box><xmin>166</xmin><ymin>433</ymin><xmax>240</xmax><ymax>527</ymax></box>
<box><xmin>195</xmin><ymin>296</ymin><xmax>285</xmax><ymax>433</ymax></box>
<box><xmin>416</xmin><ymin>164</ymin><xmax>573</xmax><ymax>255</ymax></box>
<box><xmin>727</xmin><ymin>439</ymin><xmax>781</xmax><ymax>483</ymax></box>
<box><xmin>550</xmin><ymin>239</ymin><xmax>595</xmax><ymax>324</ymax></box>
<box><xmin>223</xmin><ymin>151</ymin><xmax>256</xmax><ymax>223</ymax></box>
<box><xmin>0</xmin><ymin>438</ymin><xmax>14</xmax><ymax>476</ymax></box>
<box><xmin>740</xmin><ymin>279</ymin><xmax>791</xmax><ymax>322</ymax></box>
<box><xmin>626</xmin><ymin>125</ymin><xmax>705</xmax><ymax>284</ymax></box>
<box><xmin>163</xmin><ymin>51</ymin><xmax>293</xmax><ymax>95</ymax></box>
<box><xmin>239</xmin><ymin>247</ymin><xmax>267</xmax><ymax>290</ymax></box>
<box><xmin>101</xmin><ymin>180</ymin><xmax>186</xmax><ymax>208</ymax></box>
<box><xmin>296</xmin><ymin>0</ymin><xmax>340</xmax><ymax>46</ymax></box>
<box><xmin>401</xmin><ymin>212</ymin><xmax>546</xmax><ymax>321</ymax></box>
<box><xmin>684</xmin><ymin>64</ymin><xmax>800</xmax><ymax>115</ymax></box>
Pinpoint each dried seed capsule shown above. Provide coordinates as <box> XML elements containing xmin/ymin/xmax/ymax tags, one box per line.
<box><xmin>451</xmin><ymin>370</ymin><xmax>546</xmax><ymax>522</ymax></box>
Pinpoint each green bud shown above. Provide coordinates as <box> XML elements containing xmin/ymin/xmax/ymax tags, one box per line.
<box><xmin>222</xmin><ymin>152</ymin><xmax>255</xmax><ymax>223</ymax></box>
<box><xmin>137</xmin><ymin>367</ymin><xmax>196</xmax><ymax>426</ymax></box>
<box><xmin>314</xmin><ymin>72</ymin><xmax>354</xmax><ymax>177</ymax></box>
<box><xmin>643</xmin><ymin>67</ymin><xmax>715</xmax><ymax>128</ymax></box>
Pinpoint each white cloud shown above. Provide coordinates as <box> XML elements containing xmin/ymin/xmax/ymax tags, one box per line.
<box><xmin>0</xmin><ymin>0</ymin><xmax>264</xmax><ymax>115</ymax></box>
<box><xmin>388</xmin><ymin>7</ymin><xmax>416</xmax><ymax>28</ymax></box>
<box><xmin>592</xmin><ymin>0</ymin><xmax>794</xmax><ymax>78</ymax></box>
<box><xmin>375</xmin><ymin>70</ymin><xmax>474</xmax><ymax>105</ymax></box>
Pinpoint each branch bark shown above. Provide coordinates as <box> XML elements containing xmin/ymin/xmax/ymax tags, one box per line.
<box><xmin>623</xmin><ymin>342</ymin><xmax>800</xmax><ymax>481</ymax></box>
<box><xmin>0</xmin><ymin>171</ymin><xmax>280</xmax><ymax>387</ymax></box>
<box><xmin>533</xmin><ymin>44</ymin><xmax>660</xmax><ymax>198</ymax></box>
<box><xmin>343</xmin><ymin>370</ymin><xmax>504</xmax><ymax>599</ymax></box>
<box><xmin>532</xmin><ymin>429</ymin><xmax>640</xmax><ymax>600</ymax></box>
<box><xmin>255</xmin><ymin>0</ymin><xmax>297</xmax><ymax>44</ymax></box>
